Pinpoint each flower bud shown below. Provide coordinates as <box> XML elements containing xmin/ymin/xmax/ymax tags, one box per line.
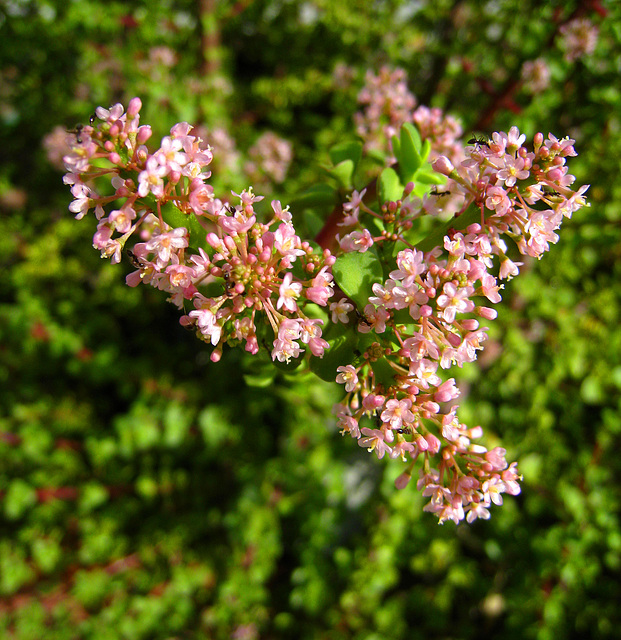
<box><xmin>137</xmin><ymin>125</ymin><xmax>152</xmax><ymax>144</ymax></box>
<box><xmin>432</xmin><ymin>155</ymin><xmax>455</xmax><ymax>176</ymax></box>
<box><xmin>395</xmin><ymin>471</ymin><xmax>412</xmax><ymax>490</ymax></box>
<box><xmin>127</xmin><ymin>97</ymin><xmax>142</xmax><ymax>117</ymax></box>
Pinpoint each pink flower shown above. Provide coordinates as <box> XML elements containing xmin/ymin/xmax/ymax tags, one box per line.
<box><xmin>559</xmin><ymin>17</ymin><xmax>599</xmax><ymax>62</ymax></box>
<box><xmin>501</xmin><ymin>462</ymin><xmax>522</xmax><ymax>495</ymax></box>
<box><xmin>389</xmin><ymin>249</ymin><xmax>426</xmax><ymax>285</ymax></box>
<box><xmin>330</xmin><ymin>299</ymin><xmax>353</xmax><ymax>323</ymax></box>
<box><xmin>395</xmin><ymin>471</ymin><xmax>412</xmax><ymax>489</ymax></box>
<box><xmin>165</xmin><ymin>264</ymin><xmax>196</xmax><ymax>289</ymax></box>
<box><xmin>485</xmin><ymin>186</ymin><xmax>511</xmax><ymax>216</ymax></box>
<box><xmin>390</xmin><ymin>282</ymin><xmax>429</xmax><ymax>319</ymax></box>
<box><xmin>485</xmin><ymin>447</ymin><xmax>508</xmax><ymax>471</ymax></box>
<box><xmin>495</xmin><ymin>154</ymin><xmax>529</xmax><ymax>187</ymax></box>
<box><xmin>482</xmin><ymin>476</ymin><xmax>506</xmax><ymax>506</ymax></box>
<box><xmin>479</xmin><ymin>273</ymin><xmax>502</xmax><ymax>303</ymax></box>
<box><xmin>189</xmin><ymin>307</ymin><xmax>222</xmax><ymax>346</ymax></box>
<box><xmin>369</xmin><ymin>281</ymin><xmax>397</xmax><ymax>307</ymax></box>
<box><xmin>390</xmin><ymin>439</ymin><xmax>416</xmax><ymax>461</ymax></box>
<box><xmin>95</xmin><ymin>103</ymin><xmax>125</xmax><ymax>123</ymax></box>
<box><xmin>466</xmin><ymin>500</ymin><xmax>491</xmax><ymax>523</ymax></box>
<box><xmin>338</xmin><ymin>229</ymin><xmax>374</xmax><ymax>253</ymax></box>
<box><xmin>68</xmin><ymin>183</ymin><xmax>92</xmax><ymax>219</ymax></box>
<box><xmin>306</xmin><ymin>266</ymin><xmax>334</xmax><ymax>306</ymax></box>
<box><xmin>145</xmin><ymin>228</ymin><xmax>188</xmax><ymax>267</ymax></box>
<box><xmin>499</xmin><ymin>257</ymin><xmax>521</xmax><ymax>280</ymax></box>
<box><xmin>436</xmin><ymin>282</ymin><xmax>475</xmax><ymax>323</ymax></box>
<box><xmin>434</xmin><ymin>378</ymin><xmax>460</xmax><ymax>403</ymax></box>
<box><xmin>271</xmin><ymin>199</ymin><xmax>292</xmax><ymax>222</ymax></box>
<box><xmin>137</xmin><ymin>156</ymin><xmax>168</xmax><ymax>198</ymax></box>
<box><xmin>409</xmin><ymin>359</ymin><xmax>442</xmax><ymax>390</ymax></box>
<box><xmin>336</xmin><ymin>365</ymin><xmax>358</xmax><ymax>392</ymax></box>
<box><xmin>338</xmin><ymin>188</ymin><xmax>367</xmax><ymax>227</ymax></box>
<box><xmin>274</xmin><ymin>223</ymin><xmax>305</xmax><ymax>261</ymax></box>
<box><xmin>300</xmin><ymin>318</ymin><xmax>329</xmax><ymax>357</ymax></box>
<box><xmin>358</xmin><ymin>427</ymin><xmax>391</xmax><ymax>459</ymax></box>
<box><xmin>380</xmin><ymin>398</ymin><xmax>415</xmax><ymax>430</ymax></box>
<box><xmin>358</xmin><ymin>304</ymin><xmax>389</xmax><ymax>334</ymax></box>
<box><xmin>277</xmin><ymin>273</ymin><xmax>303</xmax><ymax>312</ymax></box>
<box><xmin>272</xmin><ymin>318</ymin><xmax>303</xmax><ymax>363</ymax></box>
<box><xmin>108</xmin><ymin>206</ymin><xmax>136</xmax><ymax>234</ymax></box>
<box><xmin>337</xmin><ymin>413</ymin><xmax>360</xmax><ymax>439</ymax></box>
<box><xmin>155</xmin><ymin>136</ymin><xmax>188</xmax><ymax>173</ymax></box>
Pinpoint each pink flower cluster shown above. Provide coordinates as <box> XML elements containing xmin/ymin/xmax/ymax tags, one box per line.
<box><xmin>559</xmin><ymin>17</ymin><xmax>599</xmax><ymax>63</ymax></box>
<box><xmin>63</xmin><ymin>96</ymin><xmax>588</xmax><ymax>524</ymax></box>
<box><xmin>245</xmin><ymin>131</ymin><xmax>293</xmax><ymax>185</ymax></box>
<box><xmin>433</xmin><ymin>127</ymin><xmax>589</xmax><ymax>260</ymax></box>
<box><xmin>355</xmin><ymin>66</ymin><xmax>417</xmax><ymax>154</ymax></box>
<box><xmin>353</xmin><ymin>67</ymin><xmax>466</xmax><ymax>218</ymax></box>
<box><xmin>63</xmin><ymin>99</ymin><xmax>335</xmax><ymax>364</ymax></box>
<box><xmin>332</xmin><ymin>126</ymin><xmax>588</xmax><ymax>523</ymax></box>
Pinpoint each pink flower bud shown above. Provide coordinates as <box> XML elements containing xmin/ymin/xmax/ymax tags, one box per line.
<box><xmin>462</xmin><ymin>319</ymin><xmax>480</xmax><ymax>331</ymax></box>
<box><xmin>477</xmin><ymin>306</ymin><xmax>498</xmax><ymax>320</ymax></box>
<box><xmin>137</xmin><ymin>125</ymin><xmax>152</xmax><ymax>144</ymax></box>
<box><xmin>127</xmin><ymin>97</ymin><xmax>142</xmax><ymax>117</ymax></box>
<box><xmin>395</xmin><ymin>471</ymin><xmax>412</xmax><ymax>490</ymax></box>
<box><xmin>425</xmin><ymin>433</ymin><xmax>441</xmax><ymax>455</ymax></box>
<box><xmin>432</xmin><ymin>155</ymin><xmax>455</xmax><ymax>176</ymax></box>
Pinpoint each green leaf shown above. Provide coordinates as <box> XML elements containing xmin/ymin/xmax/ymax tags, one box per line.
<box><xmin>378</xmin><ymin>167</ymin><xmax>403</xmax><ymax>205</ymax></box>
<box><xmin>370</xmin><ymin>357</ymin><xmax>398</xmax><ymax>389</ymax></box>
<box><xmin>421</xmin><ymin>138</ymin><xmax>431</xmax><ymax>162</ymax></box>
<box><xmin>332</xmin><ymin>249</ymin><xmax>384</xmax><ymax>310</ymax></box>
<box><xmin>415</xmin><ymin>169</ymin><xmax>446</xmax><ymax>185</ymax></box>
<box><xmin>310</xmin><ymin>330</ymin><xmax>359</xmax><ymax>382</ymax></box>
<box><xmin>243</xmin><ymin>370</ymin><xmax>276</xmax><ymax>388</ymax></box>
<box><xmin>397</xmin><ymin>123</ymin><xmax>423</xmax><ymax>183</ymax></box>
<box><xmin>291</xmin><ymin>184</ymin><xmax>339</xmax><ymax>209</ymax></box>
<box><xmin>329</xmin><ymin>159</ymin><xmax>355</xmax><ymax>190</ymax></box>
<box><xmin>160</xmin><ymin>202</ymin><xmax>206</xmax><ymax>252</ymax></box>
<box><xmin>329</xmin><ymin>140</ymin><xmax>363</xmax><ymax>169</ymax></box>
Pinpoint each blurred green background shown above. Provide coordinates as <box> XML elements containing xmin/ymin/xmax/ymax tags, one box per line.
<box><xmin>1</xmin><ymin>1</ymin><xmax>620</xmax><ymax>638</ymax></box>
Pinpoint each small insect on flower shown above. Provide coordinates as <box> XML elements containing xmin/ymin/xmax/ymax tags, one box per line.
<box><xmin>430</xmin><ymin>186</ymin><xmax>450</xmax><ymax>197</ymax></box>
<box><xmin>467</xmin><ymin>134</ymin><xmax>490</xmax><ymax>148</ymax></box>
<box><xmin>68</xmin><ymin>124</ymin><xmax>85</xmax><ymax>144</ymax></box>
<box><xmin>125</xmin><ymin>249</ymin><xmax>145</xmax><ymax>268</ymax></box>
<box><xmin>89</xmin><ymin>113</ymin><xmax>97</xmax><ymax>125</ymax></box>
<box><xmin>223</xmin><ymin>271</ymin><xmax>236</xmax><ymax>297</ymax></box>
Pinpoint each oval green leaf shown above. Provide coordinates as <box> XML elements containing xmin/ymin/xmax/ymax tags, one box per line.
<box><xmin>332</xmin><ymin>249</ymin><xmax>384</xmax><ymax>310</ymax></box>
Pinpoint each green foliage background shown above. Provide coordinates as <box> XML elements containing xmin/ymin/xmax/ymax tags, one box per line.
<box><xmin>1</xmin><ymin>1</ymin><xmax>620</xmax><ymax>638</ymax></box>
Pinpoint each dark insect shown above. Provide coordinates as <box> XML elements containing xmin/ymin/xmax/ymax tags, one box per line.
<box><xmin>89</xmin><ymin>113</ymin><xmax>97</xmax><ymax>125</ymax></box>
<box><xmin>223</xmin><ymin>271</ymin><xmax>235</xmax><ymax>297</ymax></box>
<box><xmin>430</xmin><ymin>187</ymin><xmax>450</xmax><ymax>197</ymax></box>
<box><xmin>68</xmin><ymin>123</ymin><xmax>84</xmax><ymax>144</ymax></box>
<box><xmin>395</xmin><ymin>427</ymin><xmax>411</xmax><ymax>435</ymax></box>
<box><xmin>467</xmin><ymin>134</ymin><xmax>490</xmax><ymax>148</ymax></box>
<box><xmin>126</xmin><ymin>249</ymin><xmax>145</xmax><ymax>268</ymax></box>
